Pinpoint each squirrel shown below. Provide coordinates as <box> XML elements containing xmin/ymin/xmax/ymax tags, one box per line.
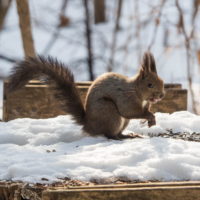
<box><xmin>8</xmin><ymin>52</ymin><xmax>165</xmax><ymax>140</ymax></box>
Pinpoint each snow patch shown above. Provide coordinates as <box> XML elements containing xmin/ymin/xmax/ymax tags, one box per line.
<box><xmin>0</xmin><ymin>111</ymin><xmax>200</xmax><ymax>183</ymax></box>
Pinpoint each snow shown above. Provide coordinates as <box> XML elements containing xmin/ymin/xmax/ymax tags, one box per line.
<box><xmin>0</xmin><ymin>111</ymin><xmax>200</xmax><ymax>184</ymax></box>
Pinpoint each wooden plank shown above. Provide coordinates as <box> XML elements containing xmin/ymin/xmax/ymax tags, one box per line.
<box><xmin>65</xmin><ymin>181</ymin><xmax>200</xmax><ymax>189</ymax></box>
<box><xmin>42</xmin><ymin>182</ymin><xmax>200</xmax><ymax>200</ymax></box>
<box><xmin>1</xmin><ymin>181</ymin><xmax>200</xmax><ymax>200</ymax></box>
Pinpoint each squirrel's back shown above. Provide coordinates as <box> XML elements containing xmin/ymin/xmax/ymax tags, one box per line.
<box><xmin>85</xmin><ymin>72</ymin><xmax>129</xmax><ymax>102</ymax></box>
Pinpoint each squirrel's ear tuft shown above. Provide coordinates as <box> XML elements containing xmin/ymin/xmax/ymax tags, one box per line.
<box><xmin>141</xmin><ymin>51</ymin><xmax>157</xmax><ymax>74</ymax></box>
<box><xmin>148</xmin><ymin>52</ymin><xmax>157</xmax><ymax>74</ymax></box>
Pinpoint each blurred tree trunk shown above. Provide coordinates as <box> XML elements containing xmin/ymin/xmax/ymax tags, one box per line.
<box><xmin>0</xmin><ymin>0</ymin><xmax>12</xmax><ymax>31</ymax></box>
<box><xmin>176</xmin><ymin>0</ymin><xmax>197</xmax><ymax>114</ymax></box>
<box><xmin>116</xmin><ymin>0</ymin><xmax>122</xmax><ymax>31</ymax></box>
<box><xmin>94</xmin><ymin>0</ymin><xmax>106</xmax><ymax>24</ymax></box>
<box><xmin>107</xmin><ymin>0</ymin><xmax>123</xmax><ymax>71</ymax></box>
<box><xmin>192</xmin><ymin>0</ymin><xmax>200</xmax><ymax>23</ymax></box>
<box><xmin>83</xmin><ymin>0</ymin><xmax>94</xmax><ymax>80</ymax></box>
<box><xmin>16</xmin><ymin>0</ymin><xmax>35</xmax><ymax>57</ymax></box>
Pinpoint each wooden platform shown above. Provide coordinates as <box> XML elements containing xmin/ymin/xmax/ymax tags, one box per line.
<box><xmin>1</xmin><ymin>181</ymin><xmax>200</xmax><ymax>200</ymax></box>
<box><xmin>3</xmin><ymin>81</ymin><xmax>187</xmax><ymax>121</ymax></box>
<box><xmin>43</xmin><ymin>182</ymin><xmax>200</xmax><ymax>200</ymax></box>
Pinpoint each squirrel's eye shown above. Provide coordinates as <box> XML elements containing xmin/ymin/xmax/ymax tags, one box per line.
<box><xmin>148</xmin><ymin>83</ymin><xmax>153</xmax><ymax>88</ymax></box>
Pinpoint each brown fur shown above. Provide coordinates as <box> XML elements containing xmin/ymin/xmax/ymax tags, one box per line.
<box><xmin>8</xmin><ymin>56</ymin><xmax>85</xmax><ymax>125</ymax></box>
<box><xmin>8</xmin><ymin>52</ymin><xmax>165</xmax><ymax>140</ymax></box>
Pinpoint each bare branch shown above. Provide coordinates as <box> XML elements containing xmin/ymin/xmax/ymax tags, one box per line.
<box><xmin>83</xmin><ymin>0</ymin><xmax>94</xmax><ymax>80</ymax></box>
<box><xmin>107</xmin><ymin>0</ymin><xmax>123</xmax><ymax>72</ymax></box>
<box><xmin>0</xmin><ymin>54</ymin><xmax>19</xmax><ymax>63</ymax></box>
<box><xmin>148</xmin><ymin>0</ymin><xmax>167</xmax><ymax>50</ymax></box>
<box><xmin>43</xmin><ymin>0</ymin><xmax>69</xmax><ymax>55</ymax></box>
<box><xmin>176</xmin><ymin>0</ymin><xmax>197</xmax><ymax>114</ymax></box>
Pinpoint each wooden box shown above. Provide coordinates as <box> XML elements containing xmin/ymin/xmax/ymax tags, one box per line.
<box><xmin>3</xmin><ymin>81</ymin><xmax>187</xmax><ymax>121</ymax></box>
<box><xmin>1</xmin><ymin>181</ymin><xmax>200</xmax><ymax>200</ymax></box>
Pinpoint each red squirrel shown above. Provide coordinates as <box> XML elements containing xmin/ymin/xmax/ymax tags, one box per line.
<box><xmin>8</xmin><ymin>52</ymin><xmax>165</xmax><ymax>139</ymax></box>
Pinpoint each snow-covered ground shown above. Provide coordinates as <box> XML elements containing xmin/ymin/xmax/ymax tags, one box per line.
<box><xmin>0</xmin><ymin>111</ymin><xmax>200</xmax><ymax>184</ymax></box>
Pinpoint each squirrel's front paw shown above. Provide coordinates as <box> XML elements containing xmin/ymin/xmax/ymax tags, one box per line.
<box><xmin>147</xmin><ymin>114</ymin><xmax>156</xmax><ymax>127</ymax></box>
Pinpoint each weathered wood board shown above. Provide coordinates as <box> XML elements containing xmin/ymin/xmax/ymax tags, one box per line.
<box><xmin>43</xmin><ymin>186</ymin><xmax>200</xmax><ymax>200</ymax></box>
<box><xmin>1</xmin><ymin>181</ymin><xmax>200</xmax><ymax>200</ymax></box>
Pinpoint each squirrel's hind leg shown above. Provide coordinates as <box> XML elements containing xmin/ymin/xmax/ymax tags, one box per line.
<box><xmin>84</xmin><ymin>98</ymin><xmax>126</xmax><ymax>139</ymax></box>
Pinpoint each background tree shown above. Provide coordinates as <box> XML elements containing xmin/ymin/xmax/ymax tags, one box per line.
<box><xmin>94</xmin><ymin>0</ymin><xmax>106</xmax><ymax>24</ymax></box>
<box><xmin>16</xmin><ymin>0</ymin><xmax>35</xmax><ymax>57</ymax></box>
<box><xmin>107</xmin><ymin>0</ymin><xmax>123</xmax><ymax>71</ymax></box>
<box><xmin>83</xmin><ymin>0</ymin><xmax>94</xmax><ymax>80</ymax></box>
<box><xmin>0</xmin><ymin>0</ymin><xmax>12</xmax><ymax>31</ymax></box>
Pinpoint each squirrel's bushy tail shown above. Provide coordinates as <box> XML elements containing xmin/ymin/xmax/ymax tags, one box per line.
<box><xmin>8</xmin><ymin>56</ymin><xmax>85</xmax><ymax>125</ymax></box>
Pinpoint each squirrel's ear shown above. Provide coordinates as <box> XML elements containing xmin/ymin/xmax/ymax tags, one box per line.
<box><xmin>148</xmin><ymin>52</ymin><xmax>157</xmax><ymax>74</ymax></box>
<box><xmin>141</xmin><ymin>51</ymin><xmax>157</xmax><ymax>74</ymax></box>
